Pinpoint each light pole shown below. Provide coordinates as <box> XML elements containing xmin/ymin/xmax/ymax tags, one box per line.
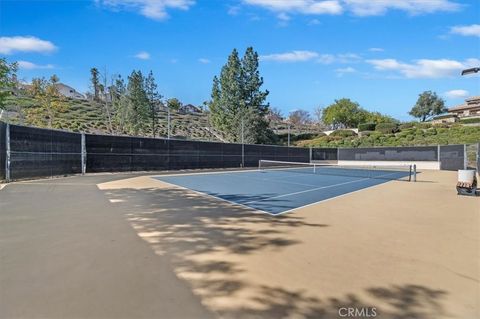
<box><xmin>461</xmin><ymin>67</ymin><xmax>480</xmax><ymax>76</ymax></box>
<box><xmin>167</xmin><ymin>106</ymin><xmax>171</xmax><ymax>139</ymax></box>
<box><xmin>287</xmin><ymin>124</ymin><xmax>290</xmax><ymax>147</ymax></box>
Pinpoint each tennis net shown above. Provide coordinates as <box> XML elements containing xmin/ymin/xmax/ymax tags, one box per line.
<box><xmin>258</xmin><ymin>160</ymin><xmax>416</xmax><ymax>181</ymax></box>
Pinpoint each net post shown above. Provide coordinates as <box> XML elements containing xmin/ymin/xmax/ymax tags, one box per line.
<box><xmin>309</xmin><ymin>147</ymin><xmax>312</xmax><ymax>163</ymax></box>
<box><xmin>463</xmin><ymin>144</ymin><xmax>467</xmax><ymax>170</ymax></box>
<box><xmin>413</xmin><ymin>164</ymin><xmax>417</xmax><ymax>182</ymax></box>
<box><xmin>437</xmin><ymin>144</ymin><xmax>441</xmax><ymax>170</ymax></box>
<box><xmin>5</xmin><ymin>123</ymin><xmax>10</xmax><ymax>183</ymax></box>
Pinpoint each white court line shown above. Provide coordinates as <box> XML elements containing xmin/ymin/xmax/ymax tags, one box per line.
<box><xmin>151</xmin><ymin>177</ymin><xmax>278</xmax><ymax>216</ymax></box>
<box><xmin>243</xmin><ymin>177</ymin><xmax>370</xmax><ymax>204</ymax></box>
<box><xmin>153</xmin><ymin>170</ymin><xmax>402</xmax><ymax>216</ymax></box>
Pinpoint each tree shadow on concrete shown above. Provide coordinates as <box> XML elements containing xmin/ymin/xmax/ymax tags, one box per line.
<box><xmin>100</xmin><ymin>184</ymin><xmax>450</xmax><ymax>319</ymax></box>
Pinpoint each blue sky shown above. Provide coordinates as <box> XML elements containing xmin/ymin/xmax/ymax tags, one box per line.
<box><xmin>1</xmin><ymin>0</ymin><xmax>479</xmax><ymax>121</ymax></box>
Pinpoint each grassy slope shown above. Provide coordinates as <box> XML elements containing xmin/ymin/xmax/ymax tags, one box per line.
<box><xmin>3</xmin><ymin>95</ymin><xmax>223</xmax><ymax>141</ymax></box>
<box><xmin>297</xmin><ymin>124</ymin><xmax>480</xmax><ymax>148</ymax></box>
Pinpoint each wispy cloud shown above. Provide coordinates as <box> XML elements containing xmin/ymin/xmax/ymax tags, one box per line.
<box><xmin>261</xmin><ymin>50</ymin><xmax>319</xmax><ymax>62</ymax></box>
<box><xmin>343</xmin><ymin>0</ymin><xmax>461</xmax><ymax>16</ymax></box>
<box><xmin>368</xmin><ymin>47</ymin><xmax>384</xmax><ymax>52</ymax></box>
<box><xmin>227</xmin><ymin>5</ymin><xmax>241</xmax><ymax>15</ymax></box>
<box><xmin>366</xmin><ymin>58</ymin><xmax>480</xmax><ymax>79</ymax></box>
<box><xmin>198</xmin><ymin>58</ymin><xmax>210</xmax><ymax>64</ymax></box>
<box><xmin>134</xmin><ymin>51</ymin><xmax>150</xmax><ymax>60</ymax></box>
<box><xmin>17</xmin><ymin>60</ymin><xmax>54</xmax><ymax>70</ymax></box>
<box><xmin>444</xmin><ymin>89</ymin><xmax>469</xmax><ymax>99</ymax></box>
<box><xmin>0</xmin><ymin>36</ymin><xmax>57</xmax><ymax>55</ymax></box>
<box><xmin>96</xmin><ymin>0</ymin><xmax>195</xmax><ymax>20</ymax></box>
<box><xmin>243</xmin><ymin>0</ymin><xmax>460</xmax><ymax>18</ymax></box>
<box><xmin>335</xmin><ymin>66</ymin><xmax>356</xmax><ymax>77</ymax></box>
<box><xmin>261</xmin><ymin>50</ymin><xmax>361</xmax><ymax>64</ymax></box>
<box><xmin>450</xmin><ymin>24</ymin><xmax>480</xmax><ymax>37</ymax></box>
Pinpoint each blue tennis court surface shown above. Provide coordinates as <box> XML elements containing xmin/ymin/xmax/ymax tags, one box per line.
<box><xmin>154</xmin><ymin>166</ymin><xmax>411</xmax><ymax>215</ymax></box>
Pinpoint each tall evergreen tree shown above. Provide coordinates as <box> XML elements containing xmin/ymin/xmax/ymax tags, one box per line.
<box><xmin>208</xmin><ymin>47</ymin><xmax>270</xmax><ymax>143</ymax></box>
<box><xmin>111</xmin><ymin>74</ymin><xmax>128</xmax><ymax>134</ymax></box>
<box><xmin>0</xmin><ymin>58</ymin><xmax>18</xmax><ymax>110</ymax></box>
<box><xmin>144</xmin><ymin>71</ymin><xmax>162</xmax><ymax>137</ymax></box>
<box><xmin>240</xmin><ymin>47</ymin><xmax>270</xmax><ymax>143</ymax></box>
<box><xmin>90</xmin><ymin>68</ymin><xmax>100</xmax><ymax>101</ymax></box>
<box><xmin>126</xmin><ymin>70</ymin><xmax>149</xmax><ymax>135</ymax></box>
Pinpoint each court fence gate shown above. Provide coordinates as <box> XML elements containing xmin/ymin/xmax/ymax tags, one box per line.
<box><xmin>0</xmin><ymin>122</ymin><xmax>477</xmax><ymax>182</ymax></box>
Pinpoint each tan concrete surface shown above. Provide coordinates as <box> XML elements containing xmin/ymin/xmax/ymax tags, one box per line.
<box><xmin>98</xmin><ymin>170</ymin><xmax>480</xmax><ymax>319</ymax></box>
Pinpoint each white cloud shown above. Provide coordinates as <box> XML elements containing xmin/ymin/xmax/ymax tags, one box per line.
<box><xmin>450</xmin><ymin>24</ymin><xmax>480</xmax><ymax>37</ymax></box>
<box><xmin>261</xmin><ymin>50</ymin><xmax>319</xmax><ymax>62</ymax></box>
<box><xmin>308</xmin><ymin>18</ymin><xmax>321</xmax><ymax>25</ymax></box>
<box><xmin>227</xmin><ymin>5</ymin><xmax>241</xmax><ymax>15</ymax></box>
<box><xmin>243</xmin><ymin>0</ymin><xmax>343</xmax><ymax>15</ymax></box>
<box><xmin>0</xmin><ymin>36</ymin><xmax>57</xmax><ymax>55</ymax></box>
<box><xmin>335</xmin><ymin>66</ymin><xmax>356</xmax><ymax>76</ymax></box>
<box><xmin>17</xmin><ymin>61</ymin><xmax>54</xmax><ymax>70</ymax></box>
<box><xmin>366</xmin><ymin>58</ymin><xmax>480</xmax><ymax>78</ymax></box>
<box><xmin>198</xmin><ymin>58</ymin><xmax>210</xmax><ymax>64</ymax></box>
<box><xmin>343</xmin><ymin>0</ymin><xmax>461</xmax><ymax>16</ymax></box>
<box><xmin>369</xmin><ymin>47</ymin><xmax>384</xmax><ymax>52</ymax></box>
<box><xmin>134</xmin><ymin>51</ymin><xmax>150</xmax><ymax>60</ymax></box>
<box><xmin>261</xmin><ymin>50</ymin><xmax>361</xmax><ymax>64</ymax></box>
<box><xmin>277</xmin><ymin>12</ymin><xmax>291</xmax><ymax>21</ymax></box>
<box><xmin>96</xmin><ymin>0</ymin><xmax>195</xmax><ymax>20</ymax></box>
<box><xmin>243</xmin><ymin>0</ymin><xmax>460</xmax><ymax>18</ymax></box>
<box><xmin>444</xmin><ymin>90</ymin><xmax>469</xmax><ymax>99</ymax></box>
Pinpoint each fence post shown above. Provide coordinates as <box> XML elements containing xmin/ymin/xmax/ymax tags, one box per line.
<box><xmin>309</xmin><ymin>147</ymin><xmax>312</xmax><ymax>162</ymax></box>
<box><xmin>464</xmin><ymin>144</ymin><xmax>467</xmax><ymax>170</ymax></box>
<box><xmin>81</xmin><ymin>133</ymin><xmax>86</xmax><ymax>175</ymax></box>
<box><xmin>5</xmin><ymin>123</ymin><xmax>10</xmax><ymax>182</ymax></box>
<box><xmin>437</xmin><ymin>144</ymin><xmax>441</xmax><ymax>170</ymax></box>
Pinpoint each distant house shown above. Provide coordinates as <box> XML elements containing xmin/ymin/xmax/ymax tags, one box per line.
<box><xmin>431</xmin><ymin>113</ymin><xmax>458</xmax><ymax>124</ymax></box>
<box><xmin>55</xmin><ymin>83</ymin><xmax>85</xmax><ymax>100</ymax></box>
<box><xmin>180</xmin><ymin>104</ymin><xmax>202</xmax><ymax>114</ymax></box>
<box><xmin>447</xmin><ymin>96</ymin><xmax>480</xmax><ymax>119</ymax></box>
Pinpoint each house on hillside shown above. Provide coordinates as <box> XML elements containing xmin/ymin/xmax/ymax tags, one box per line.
<box><xmin>55</xmin><ymin>83</ymin><xmax>85</xmax><ymax>100</ymax></box>
<box><xmin>448</xmin><ymin>96</ymin><xmax>480</xmax><ymax>119</ymax></box>
<box><xmin>180</xmin><ymin>104</ymin><xmax>202</xmax><ymax>114</ymax></box>
<box><xmin>431</xmin><ymin>96</ymin><xmax>480</xmax><ymax>124</ymax></box>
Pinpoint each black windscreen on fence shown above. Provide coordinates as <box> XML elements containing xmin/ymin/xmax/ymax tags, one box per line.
<box><xmin>439</xmin><ymin>144</ymin><xmax>465</xmax><ymax>171</ymax></box>
<box><xmin>1</xmin><ymin>122</ymin><xmax>472</xmax><ymax>181</ymax></box>
<box><xmin>0</xmin><ymin>122</ymin><xmax>6</xmax><ymax>180</ymax></box>
<box><xmin>338</xmin><ymin>146</ymin><xmax>438</xmax><ymax>161</ymax></box>
<box><xmin>8</xmin><ymin>124</ymin><xmax>82</xmax><ymax>179</ymax></box>
<box><xmin>312</xmin><ymin>148</ymin><xmax>338</xmax><ymax>161</ymax></box>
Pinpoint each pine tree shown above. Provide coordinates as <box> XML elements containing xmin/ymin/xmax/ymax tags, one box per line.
<box><xmin>90</xmin><ymin>68</ymin><xmax>100</xmax><ymax>101</ymax></box>
<box><xmin>111</xmin><ymin>75</ymin><xmax>128</xmax><ymax>134</ymax></box>
<box><xmin>208</xmin><ymin>47</ymin><xmax>270</xmax><ymax>143</ymax></box>
<box><xmin>144</xmin><ymin>71</ymin><xmax>162</xmax><ymax>137</ymax></box>
<box><xmin>126</xmin><ymin>70</ymin><xmax>149</xmax><ymax>135</ymax></box>
<box><xmin>241</xmin><ymin>47</ymin><xmax>270</xmax><ymax>143</ymax></box>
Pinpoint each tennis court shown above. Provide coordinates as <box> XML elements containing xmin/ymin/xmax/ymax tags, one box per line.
<box><xmin>155</xmin><ymin>161</ymin><xmax>414</xmax><ymax>215</ymax></box>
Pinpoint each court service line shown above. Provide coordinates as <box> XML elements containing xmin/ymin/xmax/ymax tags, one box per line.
<box><xmin>244</xmin><ymin>171</ymin><xmax>401</xmax><ymax>205</ymax></box>
<box><xmin>151</xmin><ymin>177</ymin><xmax>278</xmax><ymax>216</ymax></box>
<box><xmin>274</xmin><ymin>178</ymin><xmax>400</xmax><ymax>216</ymax></box>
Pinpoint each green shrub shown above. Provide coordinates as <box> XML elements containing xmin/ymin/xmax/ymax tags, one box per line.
<box><xmin>358</xmin><ymin>123</ymin><xmax>376</xmax><ymax>131</ymax></box>
<box><xmin>330</xmin><ymin>129</ymin><xmax>358</xmax><ymax>137</ymax></box>
<box><xmin>375</xmin><ymin>122</ymin><xmax>399</xmax><ymax>134</ymax></box>
<box><xmin>359</xmin><ymin>130</ymin><xmax>375</xmax><ymax>136</ymax></box>
<box><xmin>460</xmin><ymin>118</ymin><xmax>480</xmax><ymax>124</ymax></box>
<box><xmin>399</xmin><ymin>122</ymin><xmax>416</xmax><ymax>130</ymax></box>
<box><xmin>417</xmin><ymin>122</ymin><xmax>432</xmax><ymax>129</ymax></box>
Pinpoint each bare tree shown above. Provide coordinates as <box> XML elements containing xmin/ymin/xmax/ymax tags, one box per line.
<box><xmin>288</xmin><ymin>109</ymin><xmax>312</xmax><ymax>126</ymax></box>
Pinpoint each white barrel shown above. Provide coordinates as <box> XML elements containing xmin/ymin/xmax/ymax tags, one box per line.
<box><xmin>458</xmin><ymin>170</ymin><xmax>475</xmax><ymax>183</ymax></box>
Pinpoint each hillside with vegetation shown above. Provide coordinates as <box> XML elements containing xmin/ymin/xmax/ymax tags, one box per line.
<box><xmin>296</xmin><ymin>122</ymin><xmax>480</xmax><ymax>148</ymax></box>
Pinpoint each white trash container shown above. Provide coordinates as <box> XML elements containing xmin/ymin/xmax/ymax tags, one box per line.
<box><xmin>458</xmin><ymin>169</ymin><xmax>476</xmax><ymax>184</ymax></box>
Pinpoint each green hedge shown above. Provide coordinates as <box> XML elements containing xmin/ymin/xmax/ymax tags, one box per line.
<box><xmin>330</xmin><ymin>129</ymin><xmax>357</xmax><ymax>137</ymax></box>
<box><xmin>460</xmin><ymin>118</ymin><xmax>480</xmax><ymax>124</ymax></box>
<box><xmin>375</xmin><ymin>122</ymin><xmax>399</xmax><ymax>134</ymax></box>
<box><xmin>358</xmin><ymin>123</ymin><xmax>376</xmax><ymax>131</ymax></box>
